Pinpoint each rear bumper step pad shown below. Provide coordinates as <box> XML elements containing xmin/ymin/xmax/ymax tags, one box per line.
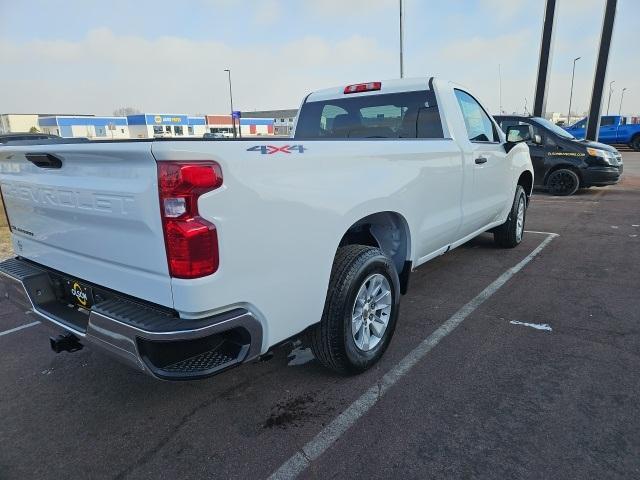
<box><xmin>0</xmin><ymin>257</ymin><xmax>262</xmax><ymax>380</ymax></box>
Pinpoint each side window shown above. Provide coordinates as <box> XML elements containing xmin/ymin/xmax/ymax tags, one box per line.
<box><xmin>573</xmin><ymin>119</ymin><xmax>586</xmax><ymax>129</ymax></box>
<box><xmin>600</xmin><ymin>116</ymin><xmax>615</xmax><ymax>126</ymax></box>
<box><xmin>529</xmin><ymin>124</ymin><xmax>553</xmax><ymax>147</ymax></box>
<box><xmin>454</xmin><ymin>89</ymin><xmax>497</xmax><ymax>142</ymax></box>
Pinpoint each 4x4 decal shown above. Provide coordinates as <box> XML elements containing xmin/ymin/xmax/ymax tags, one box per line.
<box><xmin>246</xmin><ymin>145</ymin><xmax>306</xmax><ymax>154</ymax></box>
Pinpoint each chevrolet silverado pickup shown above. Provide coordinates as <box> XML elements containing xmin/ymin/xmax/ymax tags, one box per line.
<box><xmin>565</xmin><ymin>115</ymin><xmax>640</xmax><ymax>151</ymax></box>
<box><xmin>0</xmin><ymin>78</ymin><xmax>534</xmax><ymax>380</ymax></box>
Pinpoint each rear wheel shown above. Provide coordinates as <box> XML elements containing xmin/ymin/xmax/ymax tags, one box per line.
<box><xmin>308</xmin><ymin>245</ymin><xmax>400</xmax><ymax>374</ymax></box>
<box><xmin>494</xmin><ymin>185</ymin><xmax>527</xmax><ymax>248</ymax></box>
<box><xmin>631</xmin><ymin>135</ymin><xmax>640</xmax><ymax>152</ymax></box>
<box><xmin>547</xmin><ymin>168</ymin><xmax>580</xmax><ymax>196</ymax></box>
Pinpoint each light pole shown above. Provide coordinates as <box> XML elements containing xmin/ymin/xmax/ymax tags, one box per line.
<box><xmin>567</xmin><ymin>56</ymin><xmax>580</xmax><ymax>125</ymax></box>
<box><xmin>606</xmin><ymin>80</ymin><xmax>615</xmax><ymax>115</ymax></box>
<box><xmin>224</xmin><ymin>69</ymin><xmax>236</xmax><ymax>138</ymax></box>
<box><xmin>498</xmin><ymin>63</ymin><xmax>502</xmax><ymax>114</ymax></box>
<box><xmin>618</xmin><ymin>87</ymin><xmax>627</xmax><ymax>115</ymax></box>
<box><xmin>399</xmin><ymin>0</ymin><xmax>404</xmax><ymax>78</ymax></box>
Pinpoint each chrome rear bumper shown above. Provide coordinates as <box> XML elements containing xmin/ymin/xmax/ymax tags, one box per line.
<box><xmin>0</xmin><ymin>257</ymin><xmax>263</xmax><ymax>380</ymax></box>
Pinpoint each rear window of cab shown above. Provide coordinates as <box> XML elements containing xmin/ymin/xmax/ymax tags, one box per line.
<box><xmin>294</xmin><ymin>90</ymin><xmax>444</xmax><ymax>139</ymax></box>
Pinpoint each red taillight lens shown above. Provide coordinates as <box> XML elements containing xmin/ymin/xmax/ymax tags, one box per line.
<box><xmin>343</xmin><ymin>82</ymin><xmax>382</xmax><ymax>94</ymax></box>
<box><xmin>157</xmin><ymin>161</ymin><xmax>222</xmax><ymax>279</ymax></box>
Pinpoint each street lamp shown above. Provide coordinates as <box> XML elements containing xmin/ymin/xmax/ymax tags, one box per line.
<box><xmin>498</xmin><ymin>63</ymin><xmax>503</xmax><ymax>114</ymax></box>
<box><xmin>567</xmin><ymin>56</ymin><xmax>580</xmax><ymax>126</ymax></box>
<box><xmin>224</xmin><ymin>69</ymin><xmax>237</xmax><ymax>138</ymax></box>
<box><xmin>606</xmin><ymin>80</ymin><xmax>615</xmax><ymax>115</ymax></box>
<box><xmin>618</xmin><ymin>87</ymin><xmax>628</xmax><ymax>115</ymax></box>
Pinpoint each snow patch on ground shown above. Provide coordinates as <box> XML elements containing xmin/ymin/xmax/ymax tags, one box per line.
<box><xmin>509</xmin><ymin>320</ymin><xmax>552</xmax><ymax>331</ymax></box>
<box><xmin>287</xmin><ymin>346</ymin><xmax>315</xmax><ymax>366</ymax></box>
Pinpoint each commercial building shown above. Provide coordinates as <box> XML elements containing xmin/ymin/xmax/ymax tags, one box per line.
<box><xmin>127</xmin><ymin>114</ymin><xmax>206</xmax><ymax>138</ymax></box>
<box><xmin>1</xmin><ymin>113</ymin><xmax>95</xmax><ymax>134</ymax></box>
<box><xmin>0</xmin><ymin>114</ymin><xmax>40</xmax><ymax>134</ymax></box>
<box><xmin>205</xmin><ymin>115</ymin><xmax>275</xmax><ymax>136</ymax></box>
<box><xmin>243</xmin><ymin>109</ymin><xmax>298</xmax><ymax>136</ymax></box>
<box><xmin>38</xmin><ymin>116</ymin><xmax>129</xmax><ymax>139</ymax></box>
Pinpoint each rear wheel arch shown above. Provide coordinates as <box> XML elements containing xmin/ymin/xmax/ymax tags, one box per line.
<box><xmin>630</xmin><ymin>133</ymin><xmax>640</xmax><ymax>151</ymax></box>
<box><xmin>339</xmin><ymin>211</ymin><xmax>412</xmax><ymax>294</ymax></box>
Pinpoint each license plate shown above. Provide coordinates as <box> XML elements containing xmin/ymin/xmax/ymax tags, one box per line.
<box><xmin>66</xmin><ymin>280</ymin><xmax>93</xmax><ymax>309</ymax></box>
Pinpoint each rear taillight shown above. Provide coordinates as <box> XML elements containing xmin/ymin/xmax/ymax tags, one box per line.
<box><xmin>344</xmin><ymin>82</ymin><xmax>382</xmax><ymax>94</ymax></box>
<box><xmin>157</xmin><ymin>161</ymin><xmax>222</xmax><ymax>279</ymax></box>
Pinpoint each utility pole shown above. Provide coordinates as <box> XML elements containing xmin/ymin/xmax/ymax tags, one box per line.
<box><xmin>399</xmin><ymin>0</ymin><xmax>404</xmax><ymax>78</ymax></box>
<box><xmin>567</xmin><ymin>56</ymin><xmax>580</xmax><ymax>125</ymax></box>
<box><xmin>618</xmin><ymin>87</ymin><xmax>627</xmax><ymax>115</ymax></box>
<box><xmin>224</xmin><ymin>69</ymin><xmax>236</xmax><ymax>138</ymax></box>
<box><xmin>606</xmin><ymin>80</ymin><xmax>615</xmax><ymax>115</ymax></box>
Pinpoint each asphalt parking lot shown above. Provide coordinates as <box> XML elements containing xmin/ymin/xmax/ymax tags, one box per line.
<box><xmin>1</xmin><ymin>153</ymin><xmax>639</xmax><ymax>480</ymax></box>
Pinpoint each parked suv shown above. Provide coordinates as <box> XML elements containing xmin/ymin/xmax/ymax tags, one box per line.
<box><xmin>495</xmin><ymin>115</ymin><xmax>623</xmax><ymax>196</ymax></box>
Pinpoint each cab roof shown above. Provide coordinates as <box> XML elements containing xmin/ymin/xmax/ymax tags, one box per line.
<box><xmin>305</xmin><ymin>77</ymin><xmax>438</xmax><ymax>103</ymax></box>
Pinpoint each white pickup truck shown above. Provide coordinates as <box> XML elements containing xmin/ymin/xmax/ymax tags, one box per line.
<box><xmin>0</xmin><ymin>78</ymin><xmax>533</xmax><ymax>380</ymax></box>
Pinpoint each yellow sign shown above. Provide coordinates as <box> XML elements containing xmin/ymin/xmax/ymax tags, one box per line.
<box><xmin>70</xmin><ymin>282</ymin><xmax>88</xmax><ymax>306</ymax></box>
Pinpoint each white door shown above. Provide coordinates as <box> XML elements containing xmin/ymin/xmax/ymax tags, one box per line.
<box><xmin>454</xmin><ymin>89</ymin><xmax>511</xmax><ymax>236</ymax></box>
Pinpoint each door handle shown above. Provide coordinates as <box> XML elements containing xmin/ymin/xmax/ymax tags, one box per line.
<box><xmin>475</xmin><ymin>157</ymin><xmax>488</xmax><ymax>165</ymax></box>
<box><xmin>25</xmin><ymin>153</ymin><xmax>62</xmax><ymax>169</ymax></box>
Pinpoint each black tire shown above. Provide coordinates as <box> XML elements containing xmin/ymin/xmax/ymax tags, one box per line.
<box><xmin>308</xmin><ymin>245</ymin><xmax>400</xmax><ymax>374</ymax></box>
<box><xmin>631</xmin><ymin>135</ymin><xmax>640</xmax><ymax>152</ymax></box>
<box><xmin>546</xmin><ymin>168</ymin><xmax>580</xmax><ymax>196</ymax></box>
<box><xmin>493</xmin><ymin>185</ymin><xmax>527</xmax><ymax>249</ymax></box>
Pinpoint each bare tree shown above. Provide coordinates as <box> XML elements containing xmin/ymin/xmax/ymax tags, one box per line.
<box><xmin>113</xmin><ymin>107</ymin><xmax>141</xmax><ymax>117</ymax></box>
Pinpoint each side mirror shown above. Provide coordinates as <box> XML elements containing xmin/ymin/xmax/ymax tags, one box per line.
<box><xmin>533</xmin><ymin>134</ymin><xmax>542</xmax><ymax>145</ymax></box>
<box><xmin>506</xmin><ymin>124</ymin><xmax>533</xmax><ymax>143</ymax></box>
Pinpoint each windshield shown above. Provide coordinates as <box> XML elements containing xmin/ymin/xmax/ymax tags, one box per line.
<box><xmin>533</xmin><ymin>117</ymin><xmax>576</xmax><ymax>140</ymax></box>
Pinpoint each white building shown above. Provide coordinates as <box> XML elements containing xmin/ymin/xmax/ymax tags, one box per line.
<box><xmin>242</xmin><ymin>109</ymin><xmax>297</xmax><ymax>136</ymax></box>
<box><xmin>39</xmin><ymin>116</ymin><xmax>130</xmax><ymax>139</ymax></box>
<box><xmin>127</xmin><ymin>114</ymin><xmax>206</xmax><ymax>138</ymax></box>
<box><xmin>1</xmin><ymin>114</ymin><xmax>42</xmax><ymax>134</ymax></box>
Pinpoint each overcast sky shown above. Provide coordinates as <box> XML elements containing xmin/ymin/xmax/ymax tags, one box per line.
<box><xmin>0</xmin><ymin>0</ymin><xmax>638</xmax><ymax>117</ymax></box>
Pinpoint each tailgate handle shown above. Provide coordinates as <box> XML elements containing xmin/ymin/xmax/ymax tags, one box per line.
<box><xmin>25</xmin><ymin>153</ymin><xmax>63</xmax><ymax>169</ymax></box>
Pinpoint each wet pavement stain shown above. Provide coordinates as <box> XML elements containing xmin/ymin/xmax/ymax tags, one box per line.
<box><xmin>263</xmin><ymin>393</ymin><xmax>333</xmax><ymax>429</ymax></box>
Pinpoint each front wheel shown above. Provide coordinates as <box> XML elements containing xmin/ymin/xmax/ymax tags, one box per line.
<box><xmin>308</xmin><ymin>245</ymin><xmax>400</xmax><ymax>374</ymax></box>
<box><xmin>494</xmin><ymin>185</ymin><xmax>527</xmax><ymax>248</ymax></box>
<box><xmin>547</xmin><ymin>168</ymin><xmax>580</xmax><ymax>196</ymax></box>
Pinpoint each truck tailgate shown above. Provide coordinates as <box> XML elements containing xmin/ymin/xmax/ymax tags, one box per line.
<box><xmin>0</xmin><ymin>142</ymin><xmax>173</xmax><ymax>308</ymax></box>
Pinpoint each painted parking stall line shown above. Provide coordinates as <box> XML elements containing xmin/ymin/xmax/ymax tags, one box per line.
<box><xmin>0</xmin><ymin>321</ymin><xmax>40</xmax><ymax>337</ymax></box>
<box><xmin>269</xmin><ymin>232</ymin><xmax>558</xmax><ymax>480</ymax></box>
